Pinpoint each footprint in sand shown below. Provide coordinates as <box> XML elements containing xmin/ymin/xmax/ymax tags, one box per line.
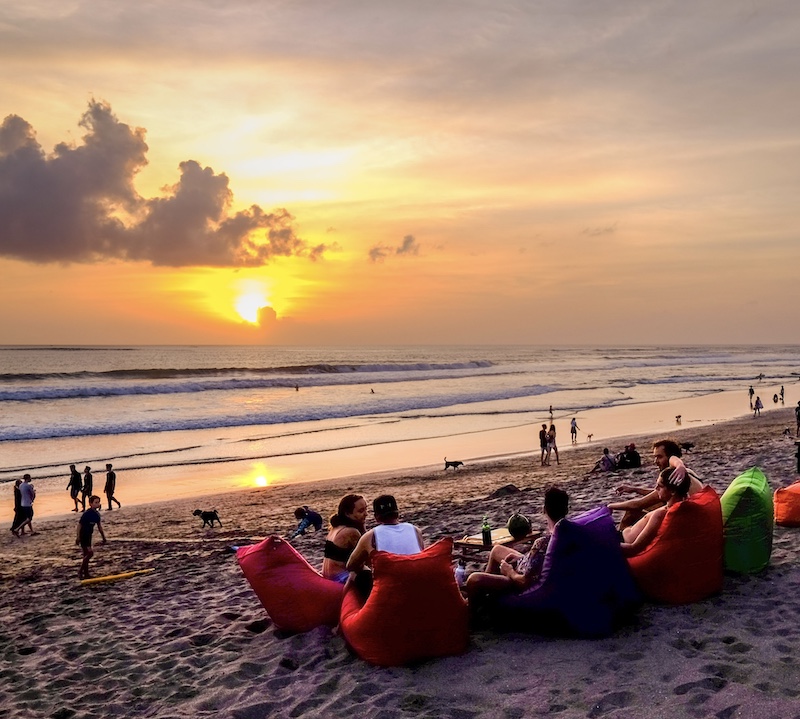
<box><xmin>673</xmin><ymin>677</ymin><xmax>727</xmax><ymax>695</ymax></box>
<box><xmin>701</xmin><ymin>662</ymin><xmax>748</xmax><ymax>683</ymax></box>
<box><xmin>587</xmin><ymin>691</ymin><xmax>634</xmax><ymax>717</ymax></box>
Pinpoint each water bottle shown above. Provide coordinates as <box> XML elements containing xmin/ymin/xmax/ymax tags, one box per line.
<box><xmin>454</xmin><ymin>559</ymin><xmax>466</xmax><ymax>587</ymax></box>
<box><xmin>481</xmin><ymin>516</ymin><xmax>492</xmax><ymax>547</ymax></box>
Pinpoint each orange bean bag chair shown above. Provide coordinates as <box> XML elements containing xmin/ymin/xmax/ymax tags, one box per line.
<box><xmin>774</xmin><ymin>480</ymin><xmax>800</xmax><ymax>527</ymax></box>
<box><xmin>237</xmin><ymin>535</ymin><xmax>344</xmax><ymax>633</ymax></box>
<box><xmin>339</xmin><ymin>538</ymin><xmax>469</xmax><ymax>666</ymax></box>
<box><xmin>627</xmin><ymin>485</ymin><xmax>723</xmax><ymax>604</ymax></box>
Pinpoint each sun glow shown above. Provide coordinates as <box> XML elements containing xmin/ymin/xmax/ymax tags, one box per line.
<box><xmin>242</xmin><ymin>463</ymin><xmax>278</xmax><ymax>488</ymax></box>
<box><xmin>235</xmin><ymin>289</ymin><xmax>269</xmax><ymax>324</ymax></box>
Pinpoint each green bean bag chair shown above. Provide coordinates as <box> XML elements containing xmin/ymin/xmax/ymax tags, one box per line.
<box><xmin>720</xmin><ymin>467</ymin><xmax>773</xmax><ymax>574</ymax></box>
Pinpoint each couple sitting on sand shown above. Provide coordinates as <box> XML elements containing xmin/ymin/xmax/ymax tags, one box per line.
<box><xmin>467</xmin><ymin>438</ymin><xmax>702</xmax><ymax>606</ymax></box>
<box><xmin>320</xmin><ymin>493</ymin><xmax>424</xmax><ymax>584</ymax></box>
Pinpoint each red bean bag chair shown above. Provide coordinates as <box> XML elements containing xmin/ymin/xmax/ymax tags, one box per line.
<box><xmin>339</xmin><ymin>538</ymin><xmax>469</xmax><ymax>666</ymax></box>
<box><xmin>627</xmin><ymin>485</ymin><xmax>723</xmax><ymax>604</ymax></box>
<box><xmin>775</xmin><ymin>480</ymin><xmax>800</xmax><ymax>527</ymax></box>
<box><xmin>237</xmin><ymin>535</ymin><xmax>344</xmax><ymax>633</ymax></box>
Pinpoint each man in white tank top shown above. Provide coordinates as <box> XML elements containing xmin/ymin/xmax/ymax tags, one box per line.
<box><xmin>346</xmin><ymin>494</ymin><xmax>424</xmax><ymax>574</ymax></box>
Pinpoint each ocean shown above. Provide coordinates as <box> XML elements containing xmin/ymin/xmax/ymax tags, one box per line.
<box><xmin>1</xmin><ymin>345</ymin><xmax>797</xmax><ymax>518</ymax></box>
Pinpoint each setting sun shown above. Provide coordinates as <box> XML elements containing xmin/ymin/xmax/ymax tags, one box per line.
<box><xmin>235</xmin><ymin>289</ymin><xmax>268</xmax><ymax>324</ymax></box>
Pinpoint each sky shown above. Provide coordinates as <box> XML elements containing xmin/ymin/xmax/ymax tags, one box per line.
<box><xmin>1</xmin><ymin>0</ymin><xmax>799</xmax><ymax>346</ymax></box>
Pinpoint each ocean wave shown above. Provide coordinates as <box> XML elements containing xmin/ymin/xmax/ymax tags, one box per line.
<box><xmin>0</xmin><ymin>365</ymin><xmax>512</xmax><ymax>401</ymax></box>
<box><xmin>0</xmin><ymin>359</ymin><xmax>496</xmax><ymax>383</ymax></box>
<box><xmin>0</xmin><ymin>384</ymin><xmax>556</xmax><ymax>442</ymax></box>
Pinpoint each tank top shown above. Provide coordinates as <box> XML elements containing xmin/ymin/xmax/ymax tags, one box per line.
<box><xmin>324</xmin><ymin>540</ymin><xmax>353</xmax><ymax>563</ymax></box>
<box><xmin>373</xmin><ymin>523</ymin><xmax>421</xmax><ymax>555</ymax></box>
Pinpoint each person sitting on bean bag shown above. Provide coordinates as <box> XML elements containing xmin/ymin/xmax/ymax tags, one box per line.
<box><xmin>345</xmin><ymin>494</ymin><xmax>424</xmax><ymax>597</ymax></box>
<box><xmin>322</xmin><ymin>494</ymin><xmax>367</xmax><ymax>583</ymax></box>
<box><xmin>609</xmin><ymin>438</ymin><xmax>702</xmax><ymax>530</ymax></box>
<box><xmin>620</xmin><ymin>466</ymin><xmax>690</xmax><ymax>557</ymax></box>
<box><xmin>465</xmin><ymin>486</ymin><xmax>568</xmax><ymax>607</ymax></box>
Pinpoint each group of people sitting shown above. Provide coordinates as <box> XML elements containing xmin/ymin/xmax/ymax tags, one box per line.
<box><xmin>292</xmin><ymin>438</ymin><xmax>698</xmax><ymax>613</ymax></box>
<box><xmin>294</xmin><ymin>493</ymin><xmax>425</xmax><ymax>587</ymax></box>
<box><xmin>590</xmin><ymin>443</ymin><xmax>642</xmax><ymax>473</ymax></box>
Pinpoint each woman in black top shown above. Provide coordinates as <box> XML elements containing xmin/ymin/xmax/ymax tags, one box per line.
<box><xmin>322</xmin><ymin>494</ymin><xmax>367</xmax><ymax>583</ymax></box>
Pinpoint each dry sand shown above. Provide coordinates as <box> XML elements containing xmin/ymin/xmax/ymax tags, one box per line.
<box><xmin>2</xmin><ymin>409</ymin><xmax>800</xmax><ymax>719</ymax></box>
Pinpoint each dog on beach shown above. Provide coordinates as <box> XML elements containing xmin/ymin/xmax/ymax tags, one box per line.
<box><xmin>675</xmin><ymin>415</ymin><xmax>682</xmax><ymax>425</ymax></box>
<box><xmin>783</xmin><ymin>427</ymin><xmax>792</xmax><ymax>437</ymax></box>
<box><xmin>586</xmin><ymin>434</ymin><xmax>593</xmax><ymax>442</ymax></box>
<box><xmin>680</xmin><ymin>441</ymin><xmax>694</xmax><ymax>453</ymax></box>
<box><xmin>193</xmin><ymin>509</ymin><xmax>222</xmax><ymax>528</ymax></box>
<box><xmin>444</xmin><ymin>457</ymin><xmax>464</xmax><ymax>470</ymax></box>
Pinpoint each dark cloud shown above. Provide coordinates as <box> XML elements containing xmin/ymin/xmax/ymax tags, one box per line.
<box><xmin>368</xmin><ymin>245</ymin><xmax>390</xmax><ymax>263</ymax></box>
<box><xmin>368</xmin><ymin>234</ymin><xmax>420</xmax><ymax>263</ymax></box>
<box><xmin>582</xmin><ymin>222</ymin><xmax>618</xmax><ymax>237</ymax></box>
<box><xmin>0</xmin><ymin>101</ymin><xmax>325</xmax><ymax>267</ymax></box>
<box><xmin>396</xmin><ymin>234</ymin><xmax>419</xmax><ymax>256</ymax></box>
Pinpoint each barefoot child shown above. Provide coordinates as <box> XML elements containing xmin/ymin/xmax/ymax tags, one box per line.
<box><xmin>77</xmin><ymin>495</ymin><xmax>106</xmax><ymax>579</ymax></box>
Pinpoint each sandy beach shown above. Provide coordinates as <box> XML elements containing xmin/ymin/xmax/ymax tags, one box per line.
<box><xmin>2</xmin><ymin>407</ymin><xmax>800</xmax><ymax>718</ymax></box>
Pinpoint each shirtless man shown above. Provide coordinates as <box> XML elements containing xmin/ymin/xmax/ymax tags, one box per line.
<box><xmin>608</xmin><ymin>438</ymin><xmax>702</xmax><ymax>530</ymax></box>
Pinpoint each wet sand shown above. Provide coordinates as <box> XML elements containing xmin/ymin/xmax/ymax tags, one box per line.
<box><xmin>1</xmin><ymin>407</ymin><xmax>799</xmax><ymax>718</ymax></box>
<box><xmin>18</xmin><ymin>384</ymin><xmax>791</xmax><ymax>522</ymax></box>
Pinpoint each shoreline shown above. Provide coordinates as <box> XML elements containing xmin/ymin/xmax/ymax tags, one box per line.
<box><xmin>16</xmin><ymin>384</ymin><xmax>792</xmax><ymax>522</ymax></box>
<box><xmin>2</xmin><ymin>407</ymin><xmax>799</xmax><ymax>718</ymax></box>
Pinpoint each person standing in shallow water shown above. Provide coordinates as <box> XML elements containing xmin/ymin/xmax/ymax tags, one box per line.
<box><xmin>10</xmin><ymin>479</ymin><xmax>26</xmax><ymax>535</ymax></box>
<box><xmin>104</xmin><ymin>464</ymin><xmax>121</xmax><ymax>510</ymax></box>
<box><xmin>539</xmin><ymin>424</ymin><xmax>549</xmax><ymax>466</ymax></box>
<box><xmin>13</xmin><ymin>474</ymin><xmax>36</xmax><ymax>536</ymax></box>
<box><xmin>753</xmin><ymin>396</ymin><xmax>763</xmax><ymax>417</ymax></box>
<box><xmin>547</xmin><ymin>423</ymin><xmax>559</xmax><ymax>465</ymax></box>
<box><xmin>66</xmin><ymin>464</ymin><xmax>82</xmax><ymax>512</ymax></box>
<box><xmin>81</xmin><ymin>466</ymin><xmax>93</xmax><ymax>510</ymax></box>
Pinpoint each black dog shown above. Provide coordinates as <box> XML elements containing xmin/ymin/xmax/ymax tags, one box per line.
<box><xmin>444</xmin><ymin>457</ymin><xmax>464</xmax><ymax>470</ymax></box>
<box><xmin>679</xmin><ymin>441</ymin><xmax>695</xmax><ymax>453</ymax></box>
<box><xmin>193</xmin><ymin>509</ymin><xmax>222</xmax><ymax>528</ymax></box>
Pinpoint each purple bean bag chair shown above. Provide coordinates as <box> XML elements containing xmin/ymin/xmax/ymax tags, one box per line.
<box><xmin>493</xmin><ymin>506</ymin><xmax>640</xmax><ymax>637</ymax></box>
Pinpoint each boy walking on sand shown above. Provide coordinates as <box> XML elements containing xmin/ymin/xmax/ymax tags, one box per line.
<box><xmin>77</xmin><ymin>495</ymin><xmax>106</xmax><ymax>579</ymax></box>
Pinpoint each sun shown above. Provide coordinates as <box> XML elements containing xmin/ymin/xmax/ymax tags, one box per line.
<box><xmin>235</xmin><ymin>290</ymin><xmax>268</xmax><ymax>324</ymax></box>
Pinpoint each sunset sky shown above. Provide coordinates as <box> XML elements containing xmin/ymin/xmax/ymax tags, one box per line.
<box><xmin>2</xmin><ymin>1</ymin><xmax>799</xmax><ymax>345</ymax></box>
